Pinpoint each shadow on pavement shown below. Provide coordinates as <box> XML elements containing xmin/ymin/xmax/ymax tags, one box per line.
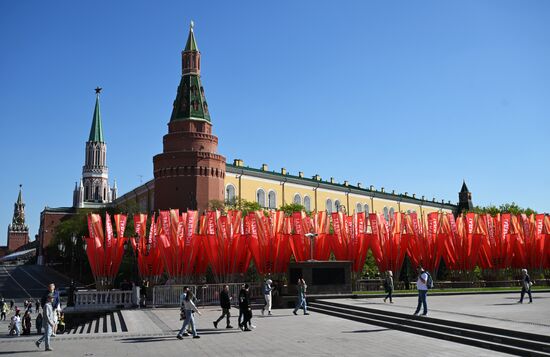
<box><xmin>0</xmin><ymin>350</ymin><xmax>40</xmax><ymax>355</ymax></box>
<box><xmin>342</xmin><ymin>328</ymin><xmax>390</xmax><ymax>334</ymax></box>
<box><xmin>119</xmin><ymin>336</ymin><xmax>175</xmax><ymax>343</ymax></box>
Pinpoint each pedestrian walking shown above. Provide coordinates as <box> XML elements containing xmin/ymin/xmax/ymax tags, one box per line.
<box><xmin>413</xmin><ymin>266</ymin><xmax>429</xmax><ymax>316</ymax></box>
<box><xmin>41</xmin><ymin>283</ymin><xmax>60</xmax><ymax>336</ymax></box>
<box><xmin>35</xmin><ymin>294</ymin><xmax>55</xmax><ymax>351</ymax></box>
<box><xmin>262</xmin><ymin>279</ymin><xmax>274</xmax><ymax>315</ymax></box>
<box><xmin>9</xmin><ymin>299</ymin><xmax>14</xmax><ymax>311</ymax></box>
<box><xmin>35</xmin><ymin>300</ymin><xmax>41</xmax><ymax>313</ymax></box>
<box><xmin>179</xmin><ymin>286</ymin><xmax>189</xmax><ymax>321</ymax></box>
<box><xmin>36</xmin><ymin>312</ymin><xmax>43</xmax><ymax>335</ymax></box>
<box><xmin>238</xmin><ymin>284</ymin><xmax>252</xmax><ymax>331</ymax></box>
<box><xmin>0</xmin><ymin>299</ymin><xmax>7</xmax><ymax>320</ymax></box>
<box><xmin>293</xmin><ymin>278</ymin><xmax>309</xmax><ymax>315</ymax></box>
<box><xmin>518</xmin><ymin>268</ymin><xmax>533</xmax><ymax>304</ymax></box>
<box><xmin>176</xmin><ymin>291</ymin><xmax>202</xmax><ymax>339</ymax></box>
<box><xmin>383</xmin><ymin>271</ymin><xmax>394</xmax><ymax>303</ymax></box>
<box><xmin>213</xmin><ymin>285</ymin><xmax>233</xmax><ymax>329</ymax></box>
<box><xmin>10</xmin><ymin>309</ymin><xmax>21</xmax><ymax>336</ymax></box>
<box><xmin>22</xmin><ymin>310</ymin><xmax>32</xmax><ymax>335</ymax></box>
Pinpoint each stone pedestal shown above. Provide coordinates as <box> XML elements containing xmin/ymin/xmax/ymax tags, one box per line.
<box><xmin>287</xmin><ymin>261</ymin><xmax>352</xmax><ymax>295</ymax></box>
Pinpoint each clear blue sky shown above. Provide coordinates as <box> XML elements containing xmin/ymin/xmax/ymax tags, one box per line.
<box><xmin>1</xmin><ymin>1</ymin><xmax>549</xmax><ymax>245</ymax></box>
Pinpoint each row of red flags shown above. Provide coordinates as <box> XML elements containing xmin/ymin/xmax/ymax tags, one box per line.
<box><xmin>84</xmin><ymin>211</ymin><xmax>550</xmax><ymax>283</ymax></box>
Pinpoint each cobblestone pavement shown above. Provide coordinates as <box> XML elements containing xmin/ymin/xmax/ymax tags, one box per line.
<box><xmin>2</xmin><ymin>292</ymin><xmax>547</xmax><ymax>356</ymax></box>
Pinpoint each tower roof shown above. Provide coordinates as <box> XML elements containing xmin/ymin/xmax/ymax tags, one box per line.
<box><xmin>88</xmin><ymin>87</ymin><xmax>104</xmax><ymax>142</ymax></box>
<box><xmin>460</xmin><ymin>180</ymin><xmax>469</xmax><ymax>193</ymax></box>
<box><xmin>170</xmin><ymin>22</ymin><xmax>211</xmax><ymax>122</ymax></box>
<box><xmin>184</xmin><ymin>21</ymin><xmax>199</xmax><ymax>52</ymax></box>
<box><xmin>17</xmin><ymin>184</ymin><xmax>23</xmax><ymax>205</ymax></box>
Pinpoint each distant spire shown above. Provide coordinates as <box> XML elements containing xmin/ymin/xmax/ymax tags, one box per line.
<box><xmin>11</xmin><ymin>184</ymin><xmax>27</xmax><ymax>231</ymax></box>
<box><xmin>17</xmin><ymin>184</ymin><xmax>23</xmax><ymax>205</ymax></box>
<box><xmin>460</xmin><ymin>180</ymin><xmax>469</xmax><ymax>193</ymax></box>
<box><xmin>88</xmin><ymin>87</ymin><xmax>104</xmax><ymax>142</ymax></box>
<box><xmin>184</xmin><ymin>20</ymin><xmax>199</xmax><ymax>52</ymax></box>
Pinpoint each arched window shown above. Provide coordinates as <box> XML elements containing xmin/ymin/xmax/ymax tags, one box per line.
<box><xmin>356</xmin><ymin>203</ymin><xmax>363</xmax><ymax>213</ymax></box>
<box><xmin>268</xmin><ymin>190</ymin><xmax>277</xmax><ymax>209</ymax></box>
<box><xmin>293</xmin><ymin>193</ymin><xmax>302</xmax><ymax>205</ymax></box>
<box><xmin>256</xmin><ymin>189</ymin><xmax>266</xmax><ymax>208</ymax></box>
<box><xmin>389</xmin><ymin>207</ymin><xmax>395</xmax><ymax>220</ymax></box>
<box><xmin>326</xmin><ymin>199</ymin><xmax>333</xmax><ymax>214</ymax></box>
<box><xmin>335</xmin><ymin>200</ymin><xmax>341</xmax><ymax>212</ymax></box>
<box><xmin>383</xmin><ymin>207</ymin><xmax>389</xmax><ymax>221</ymax></box>
<box><xmin>225</xmin><ymin>184</ymin><xmax>236</xmax><ymax>204</ymax></box>
<box><xmin>364</xmin><ymin>204</ymin><xmax>370</xmax><ymax>215</ymax></box>
<box><xmin>94</xmin><ymin>186</ymin><xmax>99</xmax><ymax>201</ymax></box>
<box><xmin>303</xmin><ymin>196</ymin><xmax>311</xmax><ymax>212</ymax></box>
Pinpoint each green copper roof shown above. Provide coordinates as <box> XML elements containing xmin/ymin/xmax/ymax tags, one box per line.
<box><xmin>184</xmin><ymin>22</ymin><xmax>199</xmax><ymax>52</ymax></box>
<box><xmin>88</xmin><ymin>92</ymin><xmax>104</xmax><ymax>142</ymax></box>
<box><xmin>170</xmin><ymin>75</ymin><xmax>211</xmax><ymax>122</ymax></box>
<box><xmin>16</xmin><ymin>185</ymin><xmax>23</xmax><ymax>205</ymax></box>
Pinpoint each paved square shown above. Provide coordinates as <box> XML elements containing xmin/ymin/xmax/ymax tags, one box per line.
<box><xmin>3</xmin><ymin>292</ymin><xmax>546</xmax><ymax>356</ymax></box>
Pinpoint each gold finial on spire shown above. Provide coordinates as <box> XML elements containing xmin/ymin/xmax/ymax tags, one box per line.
<box><xmin>190</xmin><ymin>20</ymin><xmax>194</xmax><ymax>31</ymax></box>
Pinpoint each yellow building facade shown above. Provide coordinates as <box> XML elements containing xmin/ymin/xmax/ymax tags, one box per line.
<box><xmin>115</xmin><ymin>158</ymin><xmax>456</xmax><ymax>220</ymax></box>
<box><xmin>223</xmin><ymin>160</ymin><xmax>455</xmax><ymax>220</ymax></box>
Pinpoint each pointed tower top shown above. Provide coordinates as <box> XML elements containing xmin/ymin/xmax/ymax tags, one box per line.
<box><xmin>11</xmin><ymin>184</ymin><xmax>27</xmax><ymax>231</ymax></box>
<box><xmin>17</xmin><ymin>184</ymin><xmax>23</xmax><ymax>205</ymax></box>
<box><xmin>88</xmin><ymin>88</ymin><xmax>104</xmax><ymax>142</ymax></box>
<box><xmin>184</xmin><ymin>20</ymin><xmax>199</xmax><ymax>52</ymax></box>
<box><xmin>171</xmin><ymin>22</ymin><xmax>210</xmax><ymax>122</ymax></box>
<box><xmin>460</xmin><ymin>180</ymin><xmax>469</xmax><ymax>193</ymax></box>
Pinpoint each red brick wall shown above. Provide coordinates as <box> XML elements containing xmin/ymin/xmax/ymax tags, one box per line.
<box><xmin>7</xmin><ymin>231</ymin><xmax>29</xmax><ymax>252</ymax></box>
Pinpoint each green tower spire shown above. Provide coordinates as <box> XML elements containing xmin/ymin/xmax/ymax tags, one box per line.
<box><xmin>17</xmin><ymin>184</ymin><xmax>23</xmax><ymax>206</ymax></box>
<box><xmin>184</xmin><ymin>20</ymin><xmax>199</xmax><ymax>52</ymax></box>
<box><xmin>88</xmin><ymin>87</ymin><xmax>104</xmax><ymax>142</ymax></box>
<box><xmin>170</xmin><ymin>22</ymin><xmax>211</xmax><ymax>123</ymax></box>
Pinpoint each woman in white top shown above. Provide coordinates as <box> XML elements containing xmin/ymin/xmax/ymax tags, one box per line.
<box><xmin>177</xmin><ymin>291</ymin><xmax>202</xmax><ymax>339</ymax></box>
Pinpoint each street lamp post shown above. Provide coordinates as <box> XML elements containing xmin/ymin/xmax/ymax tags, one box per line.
<box><xmin>82</xmin><ymin>239</ymin><xmax>88</xmax><ymax>283</ymax></box>
<box><xmin>305</xmin><ymin>233</ymin><xmax>318</xmax><ymax>261</ymax></box>
<box><xmin>58</xmin><ymin>241</ymin><xmax>66</xmax><ymax>271</ymax></box>
<box><xmin>134</xmin><ymin>235</ymin><xmax>141</xmax><ymax>284</ymax></box>
<box><xmin>71</xmin><ymin>234</ymin><xmax>77</xmax><ymax>279</ymax></box>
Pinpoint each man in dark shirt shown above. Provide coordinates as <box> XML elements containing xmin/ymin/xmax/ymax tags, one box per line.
<box><xmin>238</xmin><ymin>284</ymin><xmax>252</xmax><ymax>331</ymax></box>
<box><xmin>213</xmin><ymin>285</ymin><xmax>233</xmax><ymax>329</ymax></box>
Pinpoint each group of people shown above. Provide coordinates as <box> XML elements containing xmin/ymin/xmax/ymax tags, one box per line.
<box><xmin>2</xmin><ymin>298</ymin><xmax>42</xmax><ymax>336</ymax></box>
<box><xmin>176</xmin><ymin>278</ymin><xmax>309</xmax><ymax>340</ymax></box>
<box><xmin>381</xmin><ymin>266</ymin><xmax>535</xmax><ymax>316</ymax></box>
<box><xmin>2</xmin><ymin>283</ymin><xmax>62</xmax><ymax>349</ymax></box>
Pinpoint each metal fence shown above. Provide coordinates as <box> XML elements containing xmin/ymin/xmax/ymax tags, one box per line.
<box><xmin>355</xmin><ymin>279</ymin><xmax>550</xmax><ymax>292</ymax></box>
<box><xmin>152</xmin><ymin>283</ymin><xmax>262</xmax><ymax>307</ymax></box>
<box><xmin>74</xmin><ymin>290</ymin><xmax>134</xmax><ymax>311</ymax></box>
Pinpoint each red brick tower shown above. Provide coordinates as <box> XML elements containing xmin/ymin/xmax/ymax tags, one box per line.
<box><xmin>7</xmin><ymin>185</ymin><xmax>30</xmax><ymax>252</ymax></box>
<box><xmin>153</xmin><ymin>22</ymin><xmax>226</xmax><ymax>212</ymax></box>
